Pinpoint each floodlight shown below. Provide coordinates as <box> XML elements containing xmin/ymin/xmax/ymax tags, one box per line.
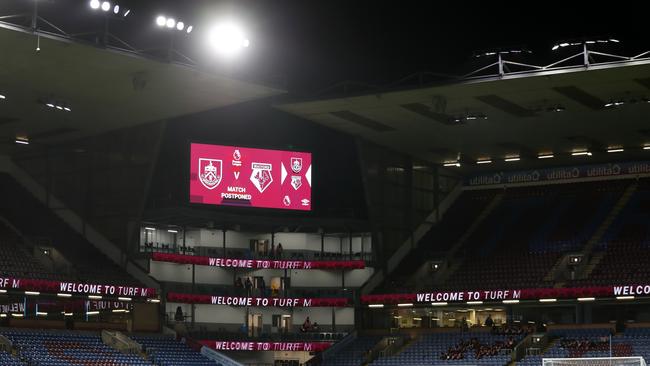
<box><xmin>101</xmin><ymin>1</ymin><xmax>110</xmax><ymax>12</ymax></box>
<box><xmin>90</xmin><ymin>0</ymin><xmax>100</xmax><ymax>9</ymax></box>
<box><xmin>166</xmin><ymin>18</ymin><xmax>176</xmax><ymax>28</ymax></box>
<box><xmin>156</xmin><ymin>16</ymin><xmax>166</xmax><ymax>27</ymax></box>
<box><xmin>208</xmin><ymin>22</ymin><xmax>250</xmax><ymax>56</ymax></box>
<box><xmin>177</xmin><ymin>22</ymin><xmax>185</xmax><ymax>31</ymax></box>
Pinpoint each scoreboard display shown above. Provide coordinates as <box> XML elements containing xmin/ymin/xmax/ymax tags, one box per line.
<box><xmin>189</xmin><ymin>143</ymin><xmax>312</xmax><ymax>211</ymax></box>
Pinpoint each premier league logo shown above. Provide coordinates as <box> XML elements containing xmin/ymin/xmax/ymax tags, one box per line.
<box><xmin>291</xmin><ymin>157</ymin><xmax>302</xmax><ymax>173</ymax></box>
<box><xmin>291</xmin><ymin>175</ymin><xmax>302</xmax><ymax>190</ymax></box>
<box><xmin>233</xmin><ymin>149</ymin><xmax>241</xmax><ymax>161</ymax></box>
<box><xmin>198</xmin><ymin>158</ymin><xmax>222</xmax><ymax>190</ymax></box>
<box><xmin>250</xmin><ymin>162</ymin><xmax>273</xmax><ymax>193</ymax></box>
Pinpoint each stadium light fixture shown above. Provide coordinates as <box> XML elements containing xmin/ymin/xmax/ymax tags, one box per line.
<box><xmin>413</xmin><ymin>317</ymin><xmax>422</xmax><ymax>321</ymax></box>
<box><xmin>118</xmin><ymin>297</ymin><xmax>132</xmax><ymax>302</ymax></box>
<box><xmin>11</xmin><ymin>313</ymin><xmax>23</xmax><ymax>318</ymax></box>
<box><xmin>0</xmin><ymin>314</ymin><xmax>6</xmax><ymax>318</ymax></box>
<box><xmin>87</xmin><ymin>311</ymin><xmax>100</xmax><ymax>315</ymax></box>
<box><xmin>208</xmin><ymin>22</ymin><xmax>250</xmax><ymax>56</ymax></box>
<box><xmin>504</xmin><ymin>157</ymin><xmax>520</xmax><ymax>162</ymax></box>
<box><xmin>368</xmin><ymin>304</ymin><xmax>384</xmax><ymax>308</ymax></box>
<box><xmin>168</xmin><ymin>229</ymin><xmax>178</xmax><ymax>233</ymax></box>
<box><xmin>572</xmin><ymin>151</ymin><xmax>592</xmax><ymax>156</ymax></box>
<box><xmin>101</xmin><ymin>1</ymin><xmax>110</xmax><ymax>12</ymax></box>
<box><xmin>57</xmin><ymin>293</ymin><xmax>72</xmax><ymax>298</ymax></box>
<box><xmin>36</xmin><ymin>312</ymin><xmax>48</xmax><ymax>316</ymax></box>
<box><xmin>443</xmin><ymin>162</ymin><xmax>461</xmax><ymax>167</ymax></box>
<box><xmin>607</xmin><ymin>148</ymin><xmax>624</xmax><ymax>153</ymax></box>
<box><xmin>538</xmin><ymin>154</ymin><xmax>554</xmax><ymax>159</ymax></box>
<box><xmin>0</xmin><ymin>289</ymin><xmax>7</xmax><ymax>293</ymax></box>
<box><xmin>577</xmin><ymin>297</ymin><xmax>595</xmax><ymax>302</ymax></box>
<box><xmin>144</xmin><ymin>227</ymin><xmax>156</xmax><ymax>231</ymax></box>
<box><xmin>616</xmin><ymin>296</ymin><xmax>634</xmax><ymax>300</ymax></box>
<box><xmin>63</xmin><ymin>312</ymin><xmax>73</xmax><ymax>316</ymax></box>
<box><xmin>644</xmin><ymin>145</ymin><xmax>650</xmax><ymax>150</ymax></box>
<box><xmin>15</xmin><ymin>137</ymin><xmax>29</xmax><ymax>145</ymax></box>
<box><xmin>25</xmin><ymin>291</ymin><xmax>40</xmax><ymax>296</ymax></box>
<box><xmin>502</xmin><ymin>300</ymin><xmax>519</xmax><ymax>304</ymax></box>
<box><xmin>147</xmin><ymin>299</ymin><xmax>161</xmax><ymax>303</ymax></box>
<box><xmin>156</xmin><ymin>15</ymin><xmax>193</xmax><ymax>33</ymax></box>
<box><xmin>467</xmin><ymin>301</ymin><xmax>483</xmax><ymax>305</ymax></box>
<box><xmin>0</xmin><ymin>94</ymin><xmax>6</xmax><ymax>100</ymax></box>
<box><xmin>112</xmin><ymin>309</ymin><xmax>127</xmax><ymax>313</ymax></box>
<box><xmin>477</xmin><ymin>159</ymin><xmax>492</xmax><ymax>164</ymax></box>
<box><xmin>88</xmin><ymin>295</ymin><xmax>103</xmax><ymax>300</ymax></box>
<box><xmin>397</xmin><ymin>303</ymin><xmax>413</xmax><ymax>307</ymax></box>
<box><xmin>431</xmin><ymin>302</ymin><xmax>448</xmax><ymax>306</ymax></box>
<box><xmin>539</xmin><ymin>298</ymin><xmax>557</xmax><ymax>303</ymax></box>
<box><xmin>90</xmin><ymin>0</ymin><xmax>100</xmax><ymax>9</ymax></box>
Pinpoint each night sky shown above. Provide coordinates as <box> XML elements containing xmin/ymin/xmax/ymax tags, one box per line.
<box><xmin>3</xmin><ymin>0</ymin><xmax>645</xmax><ymax>95</ymax></box>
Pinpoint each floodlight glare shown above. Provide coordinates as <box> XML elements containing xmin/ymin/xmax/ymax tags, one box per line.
<box><xmin>177</xmin><ymin>21</ymin><xmax>185</xmax><ymax>31</ymax></box>
<box><xmin>89</xmin><ymin>0</ymin><xmax>100</xmax><ymax>9</ymax></box>
<box><xmin>123</xmin><ymin>9</ymin><xmax>130</xmax><ymax>17</ymax></box>
<box><xmin>156</xmin><ymin>16</ymin><xmax>166</xmax><ymax>27</ymax></box>
<box><xmin>101</xmin><ymin>1</ymin><xmax>110</xmax><ymax>11</ymax></box>
<box><xmin>113</xmin><ymin>5</ymin><xmax>119</xmax><ymax>14</ymax></box>
<box><xmin>166</xmin><ymin>18</ymin><xmax>176</xmax><ymax>28</ymax></box>
<box><xmin>208</xmin><ymin>22</ymin><xmax>250</xmax><ymax>56</ymax></box>
<box><xmin>186</xmin><ymin>25</ymin><xmax>193</xmax><ymax>33</ymax></box>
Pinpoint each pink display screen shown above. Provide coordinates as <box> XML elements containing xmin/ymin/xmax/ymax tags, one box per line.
<box><xmin>189</xmin><ymin>143</ymin><xmax>312</xmax><ymax>211</ymax></box>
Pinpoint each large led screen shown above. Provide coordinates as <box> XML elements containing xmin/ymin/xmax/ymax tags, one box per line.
<box><xmin>190</xmin><ymin>143</ymin><xmax>312</xmax><ymax>211</ymax></box>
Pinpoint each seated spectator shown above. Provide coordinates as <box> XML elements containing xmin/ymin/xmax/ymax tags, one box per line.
<box><xmin>300</xmin><ymin>317</ymin><xmax>312</xmax><ymax>332</ymax></box>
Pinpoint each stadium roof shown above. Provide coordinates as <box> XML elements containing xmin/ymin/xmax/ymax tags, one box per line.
<box><xmin>276</xmin><ymin>60</ymin><xmax>650</xmax><ymax>170</ymax></box>
<box><xmin>0</xmin><ymin>24</ymin><xmax>283</xmax><ymax>147</ymax></box>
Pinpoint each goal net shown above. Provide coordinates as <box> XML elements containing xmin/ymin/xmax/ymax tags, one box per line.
<box><xmin>543</xmin><ymin>357</ymin><xmax>647</xmax><ymax>366</ymax></box>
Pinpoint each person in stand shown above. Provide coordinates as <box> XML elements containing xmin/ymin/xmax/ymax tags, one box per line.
<box><xmin>312</xmin><ymin>322</ymin><xmax>320</xmax><ymax>332</ymax></box>
<box><xmin>174</xmin><ymin>306</ymin><xmax>184</xmax><ymax>322</ymax></box>
<box><xmin>460</xmin><ymin>317</ymin><xmax>469</xmax><ymax>333</ymax></box>
<box><xmin>259</xmin><ymin>277</ymin><xmax>266</xmax><ymax>297</ymax></box>
<box><xmin>277</xmin><ymin>243</ymin><xmax>283</xmax><ymax>259</ymax></box>
<box><xmin>301</xmin><ymin>316</ymin><xmax>312</xmax><ymax>332</ymax></box>
<box><xmin>235</xmin><ymin>277</ymin><xmax>244</xmax><ymax>296</ymax></box>
<box><xmin>484</xmin><ymin>314</ymin><xmax>494</xmax><ymax>327</ymax></box>
<box><xmin>245</xmin><ymin>277</ymin><xmax>253</xmax><ymax>297</ymax></box>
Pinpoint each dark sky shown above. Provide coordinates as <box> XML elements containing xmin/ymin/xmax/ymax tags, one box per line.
<box><xmin>6</xmin><ymin>0</ymin><xmax>645</xmax><ymax>95</ymax></box>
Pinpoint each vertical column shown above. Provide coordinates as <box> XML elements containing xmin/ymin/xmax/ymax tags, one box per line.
<box><xmin>222</xmin><ymin>229</ymin><xmax>227</xmax><ymax>257</ymax></box>
<box><xmin>321</xmin><ymin>232</ymin><xmax>325</xmax><ymax>258</ymax></box>
<box><xmin>191</xmin><ymin>264</ymin><xmax>196</xmax><ymax>326</ymax></box>
<box><xmin>349</xmin><ymin>232</ymin><xmax>353</xmax><ymax>260</ymax></box>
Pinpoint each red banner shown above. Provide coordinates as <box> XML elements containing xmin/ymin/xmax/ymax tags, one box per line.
<box><xmin>361</xmin><ymin>284</ymin><xmax>650</xmax><ymax>304</ymax></box>
<box><xmin>199</xmin><ymin>340</ymin><xmax>332</xmax><ymax>352</ymax></box>
<box><xmin>152</xmin><ymin>252</ymin><xmax>365</xmax><ymax>270</ymax></box>
<box><xmin>167</xmin><ymin>292</ymin><xmax>350</xmax><ymax>307</ymax></box>
<box><xmin>0</xmin><ymin>277</ymin><xmax>156</xmax><ymax>298</ymax></box>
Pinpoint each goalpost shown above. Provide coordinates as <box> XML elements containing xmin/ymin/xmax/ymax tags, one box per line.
<box><xmin>543</xmin><ymin>357</ymin><xmax>647</xmax><ymax>366</ymax></box>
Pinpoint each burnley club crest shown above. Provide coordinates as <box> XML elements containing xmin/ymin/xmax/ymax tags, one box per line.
<box><xmin>290</xmin><ymin>157</ymin><xmax>302</xmax><ymax>173</ymax></box>
<box><xmin>198</xmin><ymin>158</ymin><xmax>222</xmax><ymax>190</ymax></box>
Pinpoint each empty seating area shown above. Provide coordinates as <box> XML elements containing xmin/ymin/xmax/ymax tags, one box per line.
<box><xmin>0</xmin><ymin>350</ymin><xmax>24</xmax><ymax>366</ymax></box>
<box><xmin>321</xmin><ymin>336</ymin><xmax>381</xmax><ymax>366</ymax></box>
<box><xmin>371</xmin><ymin>331</ymin><xmax>524</xmax><ymax>366</ymax></box>
<box><xmin>572</xmin><ymin>179</ymin><xmax>650</xmax><ymax>286</ymax></box>
<box><xmin>131</xmin><ymin>335</ymin><xmax>216</xmax><ymax>366</ymax></box>
<box><xmin>2</xmin><ymin>329</ymin><xmax>151</xmax><ymax>366</ymax></box>
<box><xmin>0</xmin><ymin>174</ymin><xmax>139</xmax><ymax>286</ymax></box>
<box><xmin>0</xmin><ymin>221</ymin><xmax>64</xmax><ymax>281</ymax></box>
<box><xmin>441</xmin><ymin>180</ymin><xmax>629</xmax><ymax>291</ymax></box>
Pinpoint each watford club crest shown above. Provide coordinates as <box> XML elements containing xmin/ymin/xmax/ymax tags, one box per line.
<box><xmin>198</xmin><ymin>158</ymin><xmax>222</xmax><ymax>190</ymax></box>
<box><xmin>291</xmin><ymin>175</ymin><xmax>302</xmax><ymax>190</ymax></box>
<box><xmin>250</xmin><ymin>162</ymin><xmax>273</xmax><ymax>193</ymax></box>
